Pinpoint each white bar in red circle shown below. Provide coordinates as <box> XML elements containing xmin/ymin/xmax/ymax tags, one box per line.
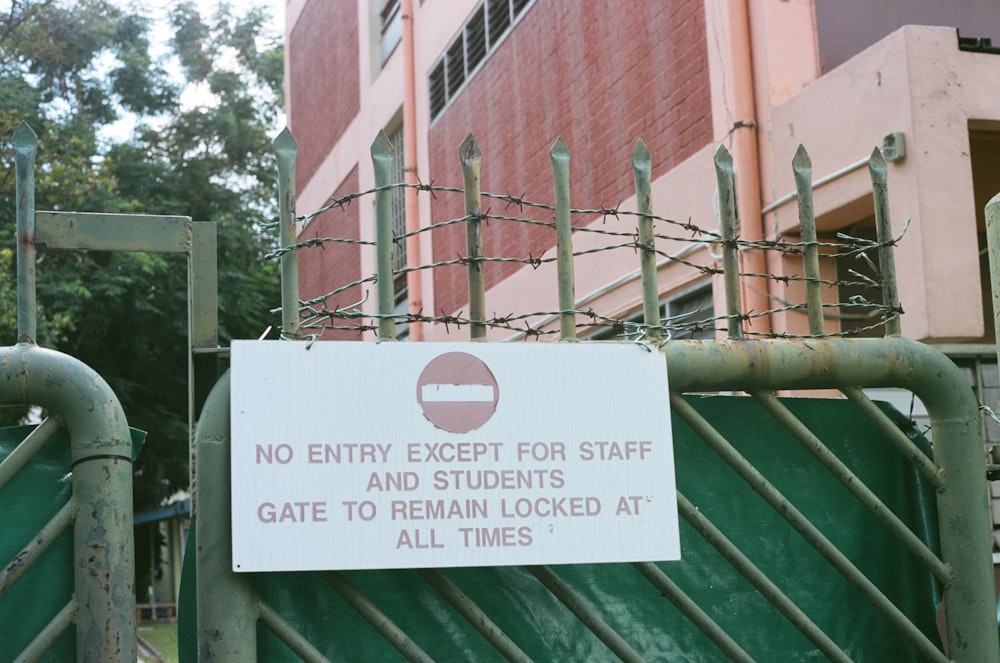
<box><xmin>420</xmin><ymin>383</ymin><xmax>495</xmax><ymax>402</ymax></box>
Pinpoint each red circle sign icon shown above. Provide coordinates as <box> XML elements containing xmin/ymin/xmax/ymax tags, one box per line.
<box><xmin>416</xmin><ymin>352</ymin><xmax>499</xmax><ymax>433</ymax></box>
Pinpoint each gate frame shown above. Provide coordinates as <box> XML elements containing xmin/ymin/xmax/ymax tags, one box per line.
<box><xmin>0</xmin><ymin>121</ymin><xmax>221</xmax><ymax>661</ymax></box>
<box><xmin>186</xmin><ymin>129</ymin><xmax>1000</xmax><ymax>661</ymax></box>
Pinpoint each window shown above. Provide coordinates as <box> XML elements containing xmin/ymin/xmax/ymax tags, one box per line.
<box><xmin>386</xmin><ymin>122</ymin><xmax>407</xmax><ymax>277</ymax></box>
<box><xmin>592</xmin><ymin>282</ymin><xmax>716</xmax><ymax>341</ymax></box>
<box><xmin>428</xmin><ymin>0</ymin><xmax>536</xmax><ymax>121</ymax></box>
<box><xmin>386</xmin><ymin>122</ymin><xmax>409</xmax><ymax>339</ymax></box>
<box><xmin>664</xmin><ymin>284</ymin><xmax>716</xmax><ymax>340</ymax></box>
<box><xmin>836</xmin><ymin>219</ymin><xmax>886</xmax><ymax>338</ymax></box>
<box><xmin>379</xmin><ymin>0</ymin><xmax>402</xmax><ymax>64</ymax></box>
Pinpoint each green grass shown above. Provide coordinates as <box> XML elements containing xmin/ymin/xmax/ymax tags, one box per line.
<box><xmin>137</xmin><ymin>622</ymin><xmax>179</xmax><ymax>663</ymax></box>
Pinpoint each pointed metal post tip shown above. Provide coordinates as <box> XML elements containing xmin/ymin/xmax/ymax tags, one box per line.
<box><xmin>11</xmin><ymin>122</ymin><xmax>37</xmax><ymax>155</ymax></box>
<box><xmin>460</xmin><ymin>133</ymin><xmax>481</xmax><ymax>162</ymax></box>
<box><xmin>713</xmin><ymin>144</ymin><xmax>732</xmax><ymax>166</ymax></box>
<box><xmin>273</xmin><ymin>127</ymin><xmax>298</xmax><ymax>153</ymax></box>
<box><xmin>868</xmin><ymin>147</ymin><xmax>887</xmax><ymax>170</ymax></box>
<box><xmin>792</xmin><ymin>144</ymin><xmax>811</xmax><ymax>170</ymax></box>
<box><xmin>550</xmin><ymin>137</ymin><xmax>569</xmax><ymax>159</ymax></box>
<box><xmin>631</xmin><ymin>139</ymin><xmax>651</xmax><ymax>170</ymax></box>
<box><xmin>371</xmin><ymin>130</ymin><xmax>393</xmax><ymax>157</ymax></box>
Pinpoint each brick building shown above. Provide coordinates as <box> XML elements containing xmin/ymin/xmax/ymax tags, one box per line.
<box><xmin>284</xmin><ymin>1</ymin><xmax>1000</xmax><ymax>549</ymax></box>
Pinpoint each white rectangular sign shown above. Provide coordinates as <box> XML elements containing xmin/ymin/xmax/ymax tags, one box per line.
<box><xmin>230</xmin><ymin>340</ymin><xmax>679</xmax><ymax>572</ymax></box>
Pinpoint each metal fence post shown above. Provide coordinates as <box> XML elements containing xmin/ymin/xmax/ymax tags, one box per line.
<box><xmin>372</xmin><ymin>132</ymin><xmax>397</xmax><ymax>341</ymax></box>
<box><xmin>986</xmin><ymin>193</ymin><xmax>1000</xmax><ymax>369</ymax></box>
<box><xmin>868</xmin><ymin>149</ymin><xmax>901</xmax><ymax>337</ymax></box>
<box><xmin>195</xmin><ymin>371</ymin><xmax>258</xmax><ymax>661</ymax></box>
<box><xmin>460</xmin><ymin>134</ymin><xmax>486</xmax><ymax>341</ymax></box>
<box><xmin>551</xmin><ymin>138</ymin><xmax>576</xmax><ymax>341</ymax></box>
<box><xmin>793</xmin><ymin>146</ymin><xmax>824</xmax><ymax>335</ymax></box>
<box><xmin>0</xmin><ymin>344</ymin><xmax>136</xmax><ymax>662</ymax></box>
<box><xmin>632</xmin><ymin>139</ymin><xmax>660</xmax><ymax>341</ymax></box>
<box><xmin>275</xmin><ymin>128</ymin><xmax>300</xmax><ymax>339</ymax></box>
<box><xmin>12</xmin><ymin>122</ymin><xmax>37</xmax><ymax>343</ymax></box>
<box><xmin>714</xmin><ymin>146</ymin><xmax>744</xmax><ymax>339</ymax></box>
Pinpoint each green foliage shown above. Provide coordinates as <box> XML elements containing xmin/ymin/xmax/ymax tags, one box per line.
<box><xmin>0</xmin><ymin>0</ymin><xmax>282</xmax><ymax>513</ymax></box>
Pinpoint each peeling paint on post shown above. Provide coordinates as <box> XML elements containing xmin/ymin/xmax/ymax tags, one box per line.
<box><xmin>0</xmin><ymin>343</ymin><xmax>135</xmax><ymax>662</ymax></box>
<box><xmin>12</xmin><ymin>122</ymin><xmax>37</xmax><ymax>343</ymax></box>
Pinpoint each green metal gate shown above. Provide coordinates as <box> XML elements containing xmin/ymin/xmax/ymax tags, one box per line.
<box><xmin>0</xmin><ymin>125</ymin><xmax>138</xmax><ymax>662</ymax></box>
<box><xmin>177</xmin><ymin>130</ymin><xmax>999</xmax><ymax>661</ymax></box>
<box><xmin>0</xmin><ymin>121</ymin><xmax>221</xmax><ymax>662</ymax></box>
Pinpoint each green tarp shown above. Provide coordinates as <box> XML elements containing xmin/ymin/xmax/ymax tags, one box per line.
<box><xmin>179</xmin><ymin>395</ymin><xmax>942</xmax><ymax>661</ymax></box>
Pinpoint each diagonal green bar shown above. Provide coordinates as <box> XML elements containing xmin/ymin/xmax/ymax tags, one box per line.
<box><xmin>526</xmin><ymin>565</ymin><xmax>644</xmax><ymax>663</ymax></box>
<box><xmin>0</xmin><ymin>416</ymin><xmax>62</xmax><ymax>491</ymax></box>
<box><xmin>670</xmin><ymin>393</ymin><xmax>949</xmax><ymax>662</ymax></box>
<box><xmin>417</xmin><ymin>569</ymin><xmax>533</xmax><ymax>663</ymax></box>
<box><xmin>257</xmin><ymin>598</ymin><xmax>331</xmax><ymax>663</ymax></box>
<box><xmin>752</xmin><ymin>390</ymin><xmax>950</xmax><ymax>583</ymax></box>
<box><xmin>676</xmin><ymin>492</ymin><xmax>852</xmax><ymax>663</ymax></box>
<box><xmin>320</xmin><ymin>571</ymin><xmax>434</xmax><ymax>663</ymax></box>
<box><xmin>661</xmin><ymin>336</ymin><xmax>996</xmax><ymax>662</ymax></box>
<box><xmin>632</xmin><ymin>561</ymin><xmax>754</xmax><ymax>663</ymax></box>
<box><xmin>0</xmin><ymin>497</ymin><xmax>75</xmax><ymax>598</ymax></box>
<box><xmin>16</xmin><ymin>598</ymin><xmax>76</xmax><ymax>663</ymax></box>
<box><xmin>842</xmin><ymin>387</ymin><xmax>944</xmax><ymax>489</ymax></box>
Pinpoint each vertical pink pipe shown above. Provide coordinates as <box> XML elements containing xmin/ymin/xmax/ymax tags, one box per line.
<box><xmin>729</xmin><ymin>0</ymin><xmax>772</xmax><ymax>335</ymax></box>
<box><xmin>402</xmin><ymin>0</ymin><xmax>424</xmax><ymax>339</ymax></box>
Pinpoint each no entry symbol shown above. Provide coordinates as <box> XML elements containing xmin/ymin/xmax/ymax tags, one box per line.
<box><xmin>416</xmin><ymin>352</ymin><xmax>499</xmax><ymax>433</ymax></box>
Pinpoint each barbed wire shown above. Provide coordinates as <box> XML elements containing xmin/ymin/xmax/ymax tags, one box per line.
<box><xmin>271</xmin><ymin>182</ymin><xmax>903</xmax><ymax>341</ymax></box>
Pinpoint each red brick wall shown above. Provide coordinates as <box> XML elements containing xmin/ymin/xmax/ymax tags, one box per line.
<box><xmin>288</xmin><ymin>0</ymin><xmax>359</xmax><ymax>195</ymax></box>
<box><xmin>428</xmin><ymin>0</ymin><xmax>712</xmax><ymax>316</ymax></box>
<box><xmin>298</xmin><ymin>167</ymin><xmax>364</xmax><ymax>340</ymax></box>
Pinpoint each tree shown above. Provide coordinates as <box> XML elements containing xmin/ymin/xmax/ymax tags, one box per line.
<box><xmin>0</xmin><ymin>0</ymin><xmax>282</xmax><ymax>513</ymax></box>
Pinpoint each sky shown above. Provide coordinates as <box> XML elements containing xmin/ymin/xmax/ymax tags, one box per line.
<box><xmin>100</xmin><ymin>0</ymin><xmax>285</xmax><ymax>143</ymax></box>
